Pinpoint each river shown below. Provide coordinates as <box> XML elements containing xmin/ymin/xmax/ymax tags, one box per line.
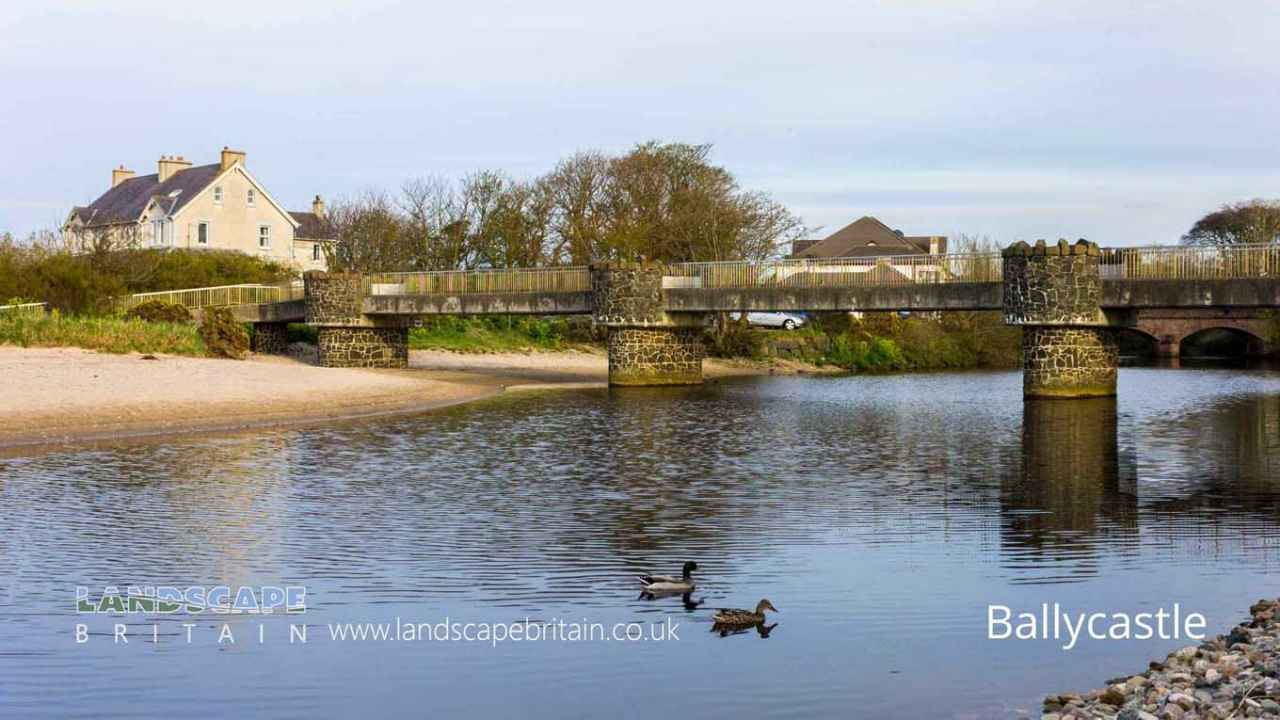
<box><xmin>2</xmin><ymin>366</ymin><xmax>1278</xmax><ymax>718</ymax></box>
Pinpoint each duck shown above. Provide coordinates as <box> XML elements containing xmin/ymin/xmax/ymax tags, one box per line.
<box><xmin>637</xmin><ymin>561</ymin><xmax>698</xmax><ymax>593</ymax></box>
<box><xmin>712</xmin><ymin>599</ymin><xmax>778</xmax><ymax>626</ymax></box>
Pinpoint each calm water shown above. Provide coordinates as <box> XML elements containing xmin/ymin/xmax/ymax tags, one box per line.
<box><xmin>2</xmin><ymin>367</ymin><xmax>1279</xmax><ymax>718</ymax></box>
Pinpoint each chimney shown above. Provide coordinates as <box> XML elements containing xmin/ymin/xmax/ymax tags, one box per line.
<box><xmin>157</xmin><ymin>154</ymin><xmax>192</xmax><ymax>183</ymax></box>
<box><xmin>311</xmin><ymin>195</ymin><xmax>326</xmax><ymax>217</ymax></box>
<box><xmin>111</xmin><ymin>165</ymin><xmax>135</xmax><ymax>188</ymax></box>
<box><xmin>220</xmin><ymin>146</ymin><xmax>246</xmax><ymax>171</ymax></box>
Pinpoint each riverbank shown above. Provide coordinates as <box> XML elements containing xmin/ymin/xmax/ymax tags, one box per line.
<box><xmin>1045</xmin><ymin>598</ymin><xmax>1280</xmax><ymax>719</ymax></box>
<box><xmin>0</xmin><ymin>346</ymin><xmax>830</xmax><ymax>450</ymax></box>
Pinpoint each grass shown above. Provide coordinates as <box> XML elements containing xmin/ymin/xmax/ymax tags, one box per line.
<box><xmin>763</xmin><ymin>311</ymin><xmax>1022</xmax><ymax>372</ymax></box>
<box><xmin>0</xmin><ymin>312</ymin><xmax>208</xmax><ymax>356</ymax></box>
<box><xmin>408</xmin><ymin>316</ymin><xmax>584</xmax><ymax>353</ymax></box>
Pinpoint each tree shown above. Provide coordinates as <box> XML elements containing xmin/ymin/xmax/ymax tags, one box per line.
<box><xmin>324</xmin><ymin>191</ymin><xmax>415</xmax><ymax>272</ymax></box>
<box><xmin>1182</xmin><ymin>199</ymin><xmax>1280</xmax><ymax>246</ymax></box>
<box><xmin>325</xmin><ymin>141</ymin><xmax>806</xmax><ymax>271</ymax></box>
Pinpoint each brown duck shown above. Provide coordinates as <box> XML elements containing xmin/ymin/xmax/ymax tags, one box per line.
<box><xmin>712</xmin><ymin>599</ymin><xmax>778</xmax><ymax>626</ymax></box>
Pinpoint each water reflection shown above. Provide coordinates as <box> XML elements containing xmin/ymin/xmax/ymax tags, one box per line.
<box><xmin>1001</xmin><ymin>398</ymin><xmax>1139</xmax><ymax>583</ymax></box>
<box><xmin>2</xmin><ymin>369</ymin><xmax>1280</xmax><ymax>719</ymax></box>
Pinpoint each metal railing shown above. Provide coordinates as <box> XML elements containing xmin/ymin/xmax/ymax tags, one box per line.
<box><xmin>0</xmin><ymin>302</ymin><xmax>48</xmax><ymax>317</ymax></box>
<box><xmin>664</xmin><ymin>253</ymin><xmax>1005</xmax><ymax>290</ymax></box>
<box><xmin>119</xmin><ymin>244</ymin><xmax>1272</xmax><ymax>308</ymax></box>
<box><xmin>1102</xmin><ymin>243</ymin><xmax>1280</xmax><ymax>280</ymax></box>
<box><xmin>119</xmin><ymin>282</ymin><xmax>304</xmax><ymax>310</ymax></box>
<box><xmin>365</xmin><ymin>266</ymin><xmax>592</xmax><ymax>296</ymax></box>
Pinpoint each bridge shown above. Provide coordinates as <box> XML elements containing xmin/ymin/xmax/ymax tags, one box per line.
<box><xmin>158</xmin><ymin>241</ymin><xmax>1279</xmax><ymax>398</ymax></box>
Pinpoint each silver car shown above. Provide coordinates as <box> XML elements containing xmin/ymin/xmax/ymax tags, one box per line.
<box><xmin>734</xmin><ymin>312</ymin><xmax>806</xmax><ymax>330</ymax></box>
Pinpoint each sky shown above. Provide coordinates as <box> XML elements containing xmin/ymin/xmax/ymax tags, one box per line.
<box><xmin>1</xmin><ymin>0</ymin><xmax>1277</xmax><ymax>247</ymax></box>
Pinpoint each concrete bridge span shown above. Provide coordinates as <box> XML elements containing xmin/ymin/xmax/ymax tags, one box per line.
<box><xmin>224</xmin><ymin>241</ymin><xmax>1278</xmax><ymax>398</ymax></box>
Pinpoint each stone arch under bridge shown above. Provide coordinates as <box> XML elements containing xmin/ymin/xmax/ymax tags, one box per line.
<box><xmin>1128</xmin><ymin>308</ymin><xmax>1273</xmax><ymax>358</ymax></box>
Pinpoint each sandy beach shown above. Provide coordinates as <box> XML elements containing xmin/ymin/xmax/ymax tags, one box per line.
<box><xmin>0</xmin><ymin>346</ymin><xmax>821</xmax><ymax>449</ymax></box>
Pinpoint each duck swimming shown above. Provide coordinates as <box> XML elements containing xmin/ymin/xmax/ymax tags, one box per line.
<box><xmin>712</xmin><ymin>599</ymin><xmax>778</xmax><ymax>626</ymax></box>
<box><xmin>637</xmin><ymin>561</ymin><xmax>698</xmax><ymax>593</ymax></box>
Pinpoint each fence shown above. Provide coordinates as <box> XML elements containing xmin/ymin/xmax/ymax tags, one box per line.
<box><xmin>663</xmin><ymin>253</ymin><xmax>1005</xmax><ymax>290</ymax></box>
<box><xmin>119</xmin><ymin>282</ymin><xmax>304</xmax><ymax>311</ymax></box>
<box><xmin>0</xmin><ymin>302</ymin><xmax>48</xmax><ymax>317</ymax></box>
<box><xmin>365</xmin><ymin>267</ymin><xmax>592</xmax><ymax>296</ymax></box>
<box><xmin>1101</xmin><ymin>243</ymin><xmax>1280</xmax><ymax>280</ymax></box>
<box><xmin>103</xmin><ymin>244</ymin><xmax>1280</xmax><ymax>308</ymax></box>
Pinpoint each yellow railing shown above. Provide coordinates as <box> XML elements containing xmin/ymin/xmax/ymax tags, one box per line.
<box><xmin>665</xmin><ymin>253</ymin><xmax>1005</xmax><ymax>290</ymax></box>
<box><xmin>120</xmin><ymin>282</ymin><xmax>304</xmax><ymax>310</ymax></box>
<box><xmin>1101</xmin><ymin>243</ymin><xmax>1280</xmax><ymax>280</ymax></box>
<box><xmin>0</xmin><ymin>302</ymin><xmax>48</xmax><ymax>317</ymax></box>
<box><xmin>365</xmin><ymin>266</ymin><xmax>592</xmax><ymax>296</ymax></box>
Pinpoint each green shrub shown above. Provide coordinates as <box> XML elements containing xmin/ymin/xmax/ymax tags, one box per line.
<box><xmin>124</xmin><ymin>300</ymin><xmax>192</xmax><ymax>323</ymax></box>
<box><xmin>199</xmin><ymin>307</ymin><xmax>249</xmax><ymax>359</ymax></box>
<box><xmin>0</xmin><ymin>243</ymin><xmax>294</xmax><ymax>317</ymax></box>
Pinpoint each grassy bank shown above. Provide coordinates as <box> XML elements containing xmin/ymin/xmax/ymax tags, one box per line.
<box><xmin>0</xmin><ymin>312</ymin><xmax>207</xmax><ymax>356</ymax></box>
<box><xmin>407</xmin><ymin>316</ymin><xmax>591</xmax><ymax>353</ymax></box>
<box><xmin>716</xmin><ymin>312</ymin><xmax>1022</xmax><ymax>372</ymax></box>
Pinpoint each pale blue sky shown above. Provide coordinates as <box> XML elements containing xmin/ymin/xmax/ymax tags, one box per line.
<box><xmin>2</xmin><ymin>0</ymin><xmax>1277</xmax><ymax>246</ymax></box>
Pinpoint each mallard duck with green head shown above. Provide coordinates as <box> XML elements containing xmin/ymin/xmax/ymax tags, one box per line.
<box><xmin>637</xmin><ymin>561</ymin><xmax>698</xmax><ymax>593</ymax></box>
<box><xmin>712</xmin><ymin>599</ymin><xmax>778</xmax><ymax>626</ymax></box>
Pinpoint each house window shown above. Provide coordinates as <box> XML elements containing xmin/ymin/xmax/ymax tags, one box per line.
<box><xmin>213</xmin><ymin>187</ymin><xmax>223</xmax><ymax>205</ymax></box>
<box><xmin>258</xmin><ymin>225</ymin><xmax>271</xmax><ymax>248</ymax></box>
<box><xmin>312</xmin><ymin>243</ymin><xmax>322</xmax><ymax>261</ymax></box>
<box><xmin>247</xmin><ymin>189</ymin><xmax>256</xmax><ymax>206</ymax></box>
<box><xmin>197</xmin><ymin>221</ymin><xmax>210</xmax><ymax>245</ymax></box>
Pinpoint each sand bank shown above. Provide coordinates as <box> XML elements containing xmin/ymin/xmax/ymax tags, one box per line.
<box><xmin>0</xmin><ymin>346</ymin><xmax>828</xmax><ymax>450</ymax></box>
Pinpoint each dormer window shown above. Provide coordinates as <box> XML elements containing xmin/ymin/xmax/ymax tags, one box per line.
<box><xmin>213</xmin><ymin>187</ymin><xmax>223</xmax><ymax>205</ymax></box>
<box><xmin>247</xmin><ymin>189</ymin><xmax>256</xmax><ymax>206</ymax></box>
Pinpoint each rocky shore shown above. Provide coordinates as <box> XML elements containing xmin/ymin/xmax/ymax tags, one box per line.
<box><xmin>1044</xmin><ymin>599</ymin><xmax>1280</xmax><ymax>720</ymax></box>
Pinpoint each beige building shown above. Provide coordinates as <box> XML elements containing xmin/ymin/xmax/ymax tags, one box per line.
<box><xmin>64</xmin><ymin>147</ymin><xmax>332</xmax><ymax>271</ymax></box>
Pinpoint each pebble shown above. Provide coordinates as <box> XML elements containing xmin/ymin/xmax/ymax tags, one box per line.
<box><xmin>1044</xmin><ymin>598</ymin><xmax>1280</xmax><ymax>720</ymax></box>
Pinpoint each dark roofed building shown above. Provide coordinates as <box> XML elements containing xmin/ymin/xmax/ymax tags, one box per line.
<box><xmin>791</xmin><ymin>216</ymin><xmax>946</xmax><ymax>259</ymax></box>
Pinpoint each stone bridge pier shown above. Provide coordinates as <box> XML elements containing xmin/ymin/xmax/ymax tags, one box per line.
<box><xmin>590</xmin><ymin>263</ymin><xmax>708</xmax><ymax>386</ymax></box>
<box><xmin>1003</xmin><ymin>240</ymin><xmax>1117</xmax><ymax>399</ymax></box>
<box><xmin>304</xmin><ymin>272</ymin><xmax>408</xmax><ymax>368</ymax></box>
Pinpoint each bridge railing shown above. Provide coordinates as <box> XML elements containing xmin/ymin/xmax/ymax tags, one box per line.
<box><xmin>663</xmin><ymin>252</ymin><xmax>1005</xmax><ymax>290</ymax></box>
<box><xmin>1101</xmin><ymin>243</ymin><xmax>1280</xmax><ymax>280</ymax></box>
<box><xmin>0</xmin><ymin>301</ymin><xmax>49</xmax><ymax>317</ymax></box>
<box><xmin>119</xmin><ymin>282</ymin><xmax>305</xmax><ymax>311</ymax></box>
<box><xmin>365</xmin><ymin>266</ymin><xmax>592</xmax><ymax>296</ymax></box>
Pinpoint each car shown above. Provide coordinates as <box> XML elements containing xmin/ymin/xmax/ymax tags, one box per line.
<box><xmin>733</xmin><ymin>312</ymin><xmax>807</xmax><ymax>330</ymax></box>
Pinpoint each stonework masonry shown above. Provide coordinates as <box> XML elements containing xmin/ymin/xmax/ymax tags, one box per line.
<box><xmin>590</xmin><ymin>262</ymin><xmax>666</xmax><ymax>325</ymax></box>
<box><xmin>306</xmin><ymin>272</ymin><xmax>408</xmax><ymax>368</ymax></box>
<box><xmin>607</xmin><ymin>327</ymin><xmax>706</xmax><ymax>386</ymax></box>
<box><xmin>317</xmin><ymin>327</ymin><xmax>408</xmax><ymax>369</ymax></box>
<box><xmin>1003</xmin><ymin>239</ymin><xmax>1117</xmax><ymax>398</ymax></box>
<box><xmin>590</xmin><ymin>262</ymin><xmax>708</xmax><ymax>386</ymax></box>
<box><xmin>304</xmin><ymin>271</ymin><xmax>366</xmax><ymax>325</ymax></box>
<box><xmin>1021</xmin><ymin>326</ymin><xmax>1118</xmax><ymax>398</ymax></box>
<box><xmin>251</xmin><ymin>322</ymin><xmax>290</xmax><ymax>355</ymax></box>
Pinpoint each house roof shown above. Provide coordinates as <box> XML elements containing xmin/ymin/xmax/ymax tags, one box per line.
<box><xmin>72</xmin><ymin>164</ymin><xmax>223</xmax><ymax>226</ymax></box>
<box><xmin>795</xmin><ymin>216</ymin><xmax>944</xmax><ymax>258</ymax></box>
<box><xmin>289</xmin><ymin>211</ymin><xmax>335</xmax><ymax>241</ymax></box>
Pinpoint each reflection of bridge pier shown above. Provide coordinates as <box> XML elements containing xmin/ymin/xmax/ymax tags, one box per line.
<box><xmin>1001</xmin><ymin>397</ymin><xmax>1138</xmax><ymax>566</ymax></box>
